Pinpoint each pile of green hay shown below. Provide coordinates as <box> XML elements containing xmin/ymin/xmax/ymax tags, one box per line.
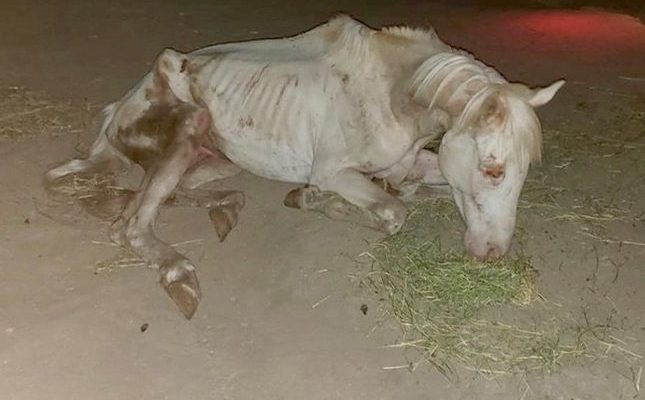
<box><xmin>367</xmin><ymin>199</ymin><xmax>619</xmax><ymax>377</ymax></box>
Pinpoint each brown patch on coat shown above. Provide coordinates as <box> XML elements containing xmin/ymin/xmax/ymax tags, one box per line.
<box><xmin>115</xmin><ymin>103</ymin><xmax>211</xmax><ymax>170</ymax></box>
<box><xmin>479</xmin><ymin>94</ymin><xmax>507</xmax><ymax>127</ymax></box>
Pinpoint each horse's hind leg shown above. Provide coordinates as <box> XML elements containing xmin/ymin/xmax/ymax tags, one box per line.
<box><xmin>176</xmin><ymin>145</ymin><xmax>245</xmax><ymax>242</ymax></box>
<box><xmin>285</xmin><ymin>168</ymin><xmax>408</xmax><ymax>235</ymax></box>
<box><xmin>180</xmin><ymin>151</ymin><xmax>242</xmax><ymax>190</ymax></box>
<box><xmin>45</xmin><ymin>122</ymin><xmax>130</xmax><ymax>184</ymax></box>
<box><xmin>117</xmin><ymin>140</ymin><xmax>202</xmax><ymax>318</ymax></box>
<box><xmin>167</xmin><ymin>189</ymin><xmax>245</xmax><ymax>242</ymax></box>
<box><xmin>113</xmin><ymin>107</ymin><xmax>217</xmax><ymax>319</ymax></box>
<box><xmin>43</xmin><ymin>130</ymin><xmax>133</xmax><ymax>222</ymax></box>
<box><xmin>44</xmin><ymin>124</ymin><xmax>131</xmax><ymax>216</ymax></box>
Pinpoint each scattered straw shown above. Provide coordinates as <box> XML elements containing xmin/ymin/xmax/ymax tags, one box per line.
<box><xmin>170</xmin><ymin>239</ymin><xmax>205</xmax><ymax>248</ymax></box>
<box><xmin>578</xmin><ymin>231</ymin><xmax>645</xmax><ymax>247</ymax></box>
<box><xmin>0</xmin><ymin>86</ymin><xmax>94</xmax><ymax>140</ymax></box>
<box><xmin>94</xmin><ymin>250</ymin><xmax>148</xmax><ymax>274</ymax></box>
<box><xmin>45</xmin><ymin>172</ymin><xmax>133</xmax><ymax>221</ymax></box>
<box><xmin>51</xmin><ymin>173</ymin><xmax>128</xmax><ymax>200</ymax></box>
<box><xmin>92</xmin><ymin>237</ymin><xmax>207</xmax><ymax>275</ymax></box>
<box><xmin>311</xmin><ymin>295</ymin><xmax>331</xmax><ymax>309</ymax></box>
<box><xmin>634</xmin><ymin>366</ymin><xmax>643</xmax><ymax>394</ymax></box>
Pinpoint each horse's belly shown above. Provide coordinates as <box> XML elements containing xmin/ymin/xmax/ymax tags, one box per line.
<box><xmin>215</xmin><ymin>128</ymin><xmax>313</xmax><ymax>183</ymax></box>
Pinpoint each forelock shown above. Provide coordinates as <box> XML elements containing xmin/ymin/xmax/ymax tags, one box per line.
<box><xmin>456</xmin><ymin>89</ymin><xmax>542</xmax><ymax>166</ymax></box>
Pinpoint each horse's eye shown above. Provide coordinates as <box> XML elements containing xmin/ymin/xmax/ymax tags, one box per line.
<box><xmin>481</xmin><ymin>163</ymin><xmax>505</xmax><ymax>184</ymax></box>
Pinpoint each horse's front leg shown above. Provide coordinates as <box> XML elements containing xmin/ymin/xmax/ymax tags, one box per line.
<box><xmin>167</xmin><ymin>189</ymin><xmax>245</xmax><ymax>242</ymax></box>
<box><xmin>405</xmin><ymin>149</ymin><xmax>447</xmax><ymax>185</ymax></box>
<box><xmin>395</xmin><ymin>149</ymin><xmax>450</xmax><ymax>199</ymax></box>
<box><xmin>285</xmin><ymin>168</ymin><xmax>407</xmax><ymax>235</ymax></box>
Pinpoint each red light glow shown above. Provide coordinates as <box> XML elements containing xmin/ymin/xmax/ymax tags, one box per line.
<box><xmin>460</xmin><ymin>9</ymin><xmax>645</xmax><ymax>69</ymax></box>
<box><xmin>503</xmin><ymin>10</ymin><xmax>645</xmax><ymax>44</ymax></box>
<box><xmin>448</xmin><ymin>10</ymin><xmax>645</xmax><ymax>83</ymax></box>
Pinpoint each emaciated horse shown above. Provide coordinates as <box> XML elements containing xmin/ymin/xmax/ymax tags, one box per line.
<box><xmin>46</xmin><ymin>15</ymin><xmax>564</xmax><ymax>318</ymax></box>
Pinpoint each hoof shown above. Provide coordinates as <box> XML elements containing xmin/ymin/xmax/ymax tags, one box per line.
<box><xmin>208</xmin><ymin>200</ymin><xmax>243</xmax><ymax>242</ymax></box>
<box><xmin>161</xmin><ymin>259</ymin><xmax>202</xmax><ymax>319</ymax></box>
<box><xmin>370</xmin><ymin>201</ymin><xmax>407</xmax><ymax>235</ymax></box>
<box><xmin>283</xmin><ymin>188</ymin><xmax>303</xmax><ymax>209</ymax></box>
<box><xmin>283</xmin><ymin>186</ymin><xmax>320</xmax><ymax>209</ymax></box>
<box><xmin>166</xmin><ymin>281</ymin><xmax>200</xmax><ymax>319</ymax></box>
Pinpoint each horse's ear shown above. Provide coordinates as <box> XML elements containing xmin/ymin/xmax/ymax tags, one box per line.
<box><xmin>527</xmin><ymin>80</ymin><xmax>565</xmax><ymax>108</ymax></box>
<box><xmin>479</xmin><ymin>92</ymin><xmax>506</xmax><ymax>127</ymax></box>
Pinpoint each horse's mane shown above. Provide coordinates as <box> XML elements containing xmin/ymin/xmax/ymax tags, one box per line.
<box><xmin>381</xmin><ymin>24</ymin><xmax>441</xmax><ymax>44</ymax></box>
<box><xmin>327</xmin><ymin>14</ymin><xmax>440</xmax><ymax>45</ymax></box>
<box><xmin>409</xmin><ymin>52</ymin><xmax>542</xmax><ymax>164</ymax></box>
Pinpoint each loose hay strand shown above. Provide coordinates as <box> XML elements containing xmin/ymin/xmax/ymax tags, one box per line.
<box><xmin>94</xmin><ymin>250</ymin><xmax>147</xmax><ymax>274</ymax></box>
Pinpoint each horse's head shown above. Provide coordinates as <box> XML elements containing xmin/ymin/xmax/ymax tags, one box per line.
<box><xmin>438</xmin><ymin>80</ymin><xmax>564</xmax><ymax>260</ymax></box>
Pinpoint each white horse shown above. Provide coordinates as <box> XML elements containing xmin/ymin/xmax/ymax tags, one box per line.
<box><xmin>46</xmin><ymin>15</ymin><xmax>564</xmax><ymax>318</ymax></box>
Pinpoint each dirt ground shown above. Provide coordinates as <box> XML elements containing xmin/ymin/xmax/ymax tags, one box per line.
<box><xmin>1</xmin><ymin>1</ymin><xmax>643</xmax><ymax>399</ymax></box>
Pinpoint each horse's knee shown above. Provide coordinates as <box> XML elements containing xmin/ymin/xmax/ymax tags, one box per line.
<box><xmin>124</xmin><ymin>217</ymin><xmax>149</xmax><ymax>250</ymax></box>
<box><xmin>370</xmin><ymin>200</ymin><xmax>407</xmax><ymax>234</ymax></box>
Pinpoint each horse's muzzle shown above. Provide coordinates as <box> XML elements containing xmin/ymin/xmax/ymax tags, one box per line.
<box><xmin>465</xmin><ymin>231</ymin><xmax>508</xmax><ymax>261</ymax></box>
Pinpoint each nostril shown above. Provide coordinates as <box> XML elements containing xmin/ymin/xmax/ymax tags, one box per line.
<box><xmin>465</xmin><ymin>232</ymin><xmax>505</xmax><ymax>261</ymax></box>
